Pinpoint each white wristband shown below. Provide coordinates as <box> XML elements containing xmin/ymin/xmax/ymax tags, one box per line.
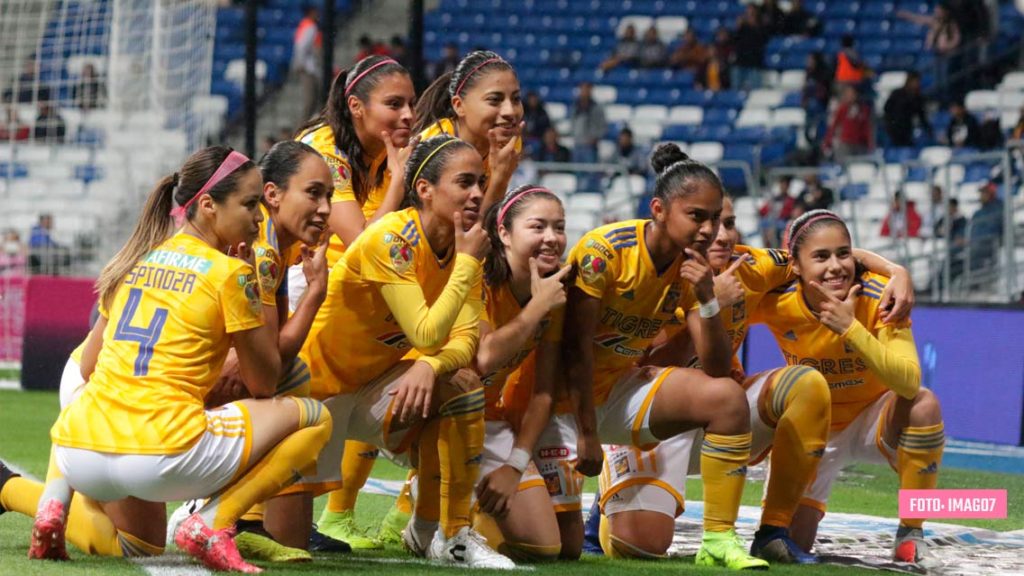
<box><xmin>505</xmin><ymin>447</ymin><xmax>531</xmax><ymax>474</ymax></box>
<box><xmin>698</xmin><ymin>297</ymin><xmax>721</xmax><ymax>319</ymax></box>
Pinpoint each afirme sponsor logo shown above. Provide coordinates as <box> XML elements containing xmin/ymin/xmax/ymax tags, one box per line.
<box><xmin>899</xmin><ymin>489</ymin><xmax>1008</xmax><ymax>519</ymax></box>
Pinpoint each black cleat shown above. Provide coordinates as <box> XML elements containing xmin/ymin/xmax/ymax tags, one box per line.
<box><xmin>0</xmin><ymin>460</ymin><xmax>21</xmax><ymax>515</ymax></box>
<box><xmin>309</xmin><ymin>524</ymin><xmax>352</xmax><ymax>553</ymax></box>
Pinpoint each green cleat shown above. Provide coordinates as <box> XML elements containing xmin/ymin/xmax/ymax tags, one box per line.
<box><xmin>317</xmin><ymin>509</ymin><xmax>382</xmax><ymax>550</ymax></box>
<box><xmin>696</xmin><ymin>530</ymin><xmax>770</xmax><ymax>571</ymax></box>
<box><xmin>235</xmin><ymin>531</ymin><xmax>312</xmax><ymax>563</ymax></box>
<box><xmin>376</xmin><ymin>502</ymin><xmax>412</xmax><ymax>545</ymax></box>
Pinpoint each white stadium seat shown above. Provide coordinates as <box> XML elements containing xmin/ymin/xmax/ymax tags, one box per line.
<box><xmin>688</xmin><ymin>141</ymin><xmax>723</xmax><ymax>164</ymax></box>
<box><xmin>667</xmin><ymin>105</ymin><xmax>703</xmax><ymax>125</ymax></box>
<box><xmin>964</xmin><ymin>90</ymin><xmax>1000</xmax><ymax>113</ymax></box>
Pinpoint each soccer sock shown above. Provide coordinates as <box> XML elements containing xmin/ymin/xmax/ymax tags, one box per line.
<box><xmin>438</xmin><ymin>387</ymin><xmax>485</xmax><ymax>538</ymax></box>
<box><xmin>761</xmin><ymin>367</ymin><xmax>830</xmax><ymax>528</ymax></box>
<box><xmin>200</xmin><ymin>397</ymin><xmax>332</xmax><ymax>530</ymax></box>
<box><xmin>700</xmin><ymin>432</ymin><xmax>752</xmax><ymax>533</ymax></box>
<box><xmin>395</xmin><ymin>469</ymin><xmax>416</xmax><ymax>515</ymax></box>
<box><xmin>239</xmin><ymin>502</ymin><xmax>265</xmax><ymax>523</ymax></box>
<box><xmin>414</xmin><ymin>419</ymin><xmax>441</xmax><ymax>524</ymax></box>
<box><xmin>325</xmin><ymin>440</ymin><xmax>379</xmax><ymax>514</ymax></box>
<box><xmin>897</xmin><ymin>422</ymin><xmax>944</xmax><ymax>530</ymax></box>
<box><xmin>1</xmin><ymin>475</ymin><xmax>40</xmax><ymax>517</ymax></box>
<box><xmin>39</xmin><ymin>448</ymin><xmax>73</xmax><ymax>513</ymax></box>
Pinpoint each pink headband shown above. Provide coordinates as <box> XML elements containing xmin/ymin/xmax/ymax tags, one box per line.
<box><xmin>170</xmin><ymin>150</ymin><xmax>250</xmax><ymax>224</ymax></box>
<box><xmin>345</xmin><ymin>58</ymin><xmax>398</xmax><ymax>96</ymax></box>
<box><xmin>498</xmin><ymin>187</ymin><xmax>547</xmax><ymax>226</ymax></box>
<box><xmin>786</xmin><ymin>211</ymin><xmax>843</xmax><ymax>253</ymax></box>
<box><xmin>454</xmin><ymin>57</ymin><xmax>502</xmax><ymax>96</ymax></box>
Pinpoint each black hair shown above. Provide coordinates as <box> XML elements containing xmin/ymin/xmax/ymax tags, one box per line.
<box><xmin>649</xmin><ymin>142</ymin><xmax>725</xmax><ymax>204</ymax></box>
<box><xmin>413</xmin><ymin>50</ymin><xmax>516</xmax><ymax>134</ymax></box>
<box><xmin>259</xmin><ymin>140</ymin><xmax>321</xmax><ymax>190</ymax></box>
<box><xmin>295</xmin><ymin>55</ymin><xmax>409</xmax><ymax>206</ymax></box>
<box><xmin>403</xmin><ymin>134</ymin><xmax>475</xmax><ymax>208</ymax></box>
<box><xmin>483</xmin><ymin>184</ymin><xmax>564</xmax><ymax>287</ymax></box>
<box><xmin>785</xmin><ymin>209</ymin><xmax>865</xmax><ymax>275</ymax></box>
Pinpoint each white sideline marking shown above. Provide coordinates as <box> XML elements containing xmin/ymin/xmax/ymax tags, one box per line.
<box><xmin>133</xmin><ymin>556</ymin><xmax>211</xmax><ymax>576</ymax></box>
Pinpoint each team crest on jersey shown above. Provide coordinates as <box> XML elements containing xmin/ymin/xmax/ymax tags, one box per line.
<box><xmin>579</xmin><ymin>253</ymin><xmax>606</xmax><ymax>284</ymax></box>
<box><xmin>584</xmin><ymin>238</ymin><xmax>614</xmax><ymax>260</ymax></box>
<box><xmin>257</xmin><ymin>254</ymin><xmax>280</xmax><ymax>294</ymax></box>
<box><xmin>239</xmin><ymin>272</ymin><xmax>260</xmax><ymax>314</ymax></box>
<box><xmin>336</xmin><ymin>163</ymin><xmax>350</xmax><ymax>181</ymax></box>
<box><xmin>731</xmin><ymin>301</ymin><xmax>746</xmax><ymax>323</ymax></box>
<box><xmin>660</xmin><ymin>284</ymin><xmax>681</xmax><ymax>313</ymax></box>
<box><xmin>389</xmin><ymin>242</ymin><xmax>413</xmax><ymax>273</ymax></box>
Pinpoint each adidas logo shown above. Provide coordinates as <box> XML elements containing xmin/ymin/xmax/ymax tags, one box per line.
<box><xmin>918</xmin><ymin>461</ymin><xmax>938</xmax><ymax>474</ymax></box>
<box><xmin>450</xmin><ymin>543</ymin><xmax>467</xmax><ymax>562</ymax></box>
<box><xmin>726</xmin><ymin>465</ymin><xmax>748</xmax><ymax>477</ymax></box>
<box><xmin>783</xmin><ymin>330</ymin><xmax>798</xmax><ymax>341</ymax></box>
<box><xmin>622</xmin><ymin>289</ymin><xmax>635</xmax><ymax>300</ymax></box>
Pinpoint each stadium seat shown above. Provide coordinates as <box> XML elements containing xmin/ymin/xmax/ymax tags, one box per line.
<box><xmin>999</xmin><ymin>92</ymin><xmax>1024</xmax><ymax>111</ymax></box>
<box><xmin>998</xmin><ymin>71</ymin><xmax>1024</xmax><ymax>92</ymax></box>
<box><xmin>965</xmin><ymin>90</ymin><xmax>1000</xmax><ymax>114</ymax></box>
<box><xmin>568</xmin><ymin>191</ymin><xmax>604</xmax><ymax>212</ymax></box>
<box><xmin>667</xmin><ymin>105</ymin><xmax>703</xmax><ymax>125</ymax></box>
<box><xmin>539</xmin><ymin>172</ymin><xmax>578</xmax><ymax>194</ymax></box>
<box><xmin>771</xmin><ymin>108</ymin><xmax>806</xmax><ymax>128</ymax></box>
<box><xmin>654</xmin><ymin>16</ymin><xmax>688</xmax><ymax>42</ymax></box>
<box><xmin>919</xmin><ymin>146</ymin><xmax>952</xmax><ymax>167</ymax></box>
<box><xmin>688</xmin><ymin>141</ymin><xmax>723</xmax><ymax>164</ymax></box>
<box><xmin>847</xmin><ymin>162</ymin><xmax>877</xmax><ymax>184</ymax></box>
<box><xmin>545</xmin><ymin>102</ymin><xmax>568</xmax><ymax>121</ymax></box>
<box><xmin>629</xmin><ymin>121</ymin><xmax>663</xmax><ymax>143</ymax></box>
<box><xmin>632</xmin><ymin>104</ymin><xmax>668</xmax><ymax>123</ymax></box>
<box><xmin>617</xmin><ymin>15</ymin><xmax>653</xmax><ymax>35</ymax></box>
<box><xmin>736</xmin><ymin>108</ymin><xmax>771</xmax><ymax>128</ymax></box>
<box><xmin>876</xmin><ymin>71</ymin><xmax>908</xmax><ymax>92</ymax></box>
<box><xmin>746</xmin><ymin>89</ymin><xmax>784</xmax><ymax>109</ymax></box>
<box><xmin>777</xmin><ymin>69</ymin><xmax>806</xmax><ymax>90</ymax></box>
<box><xmin>592</xmin><ymin>84</ymin><xmax>617</xmax><ymax>104</ymax></box>
<box><xmin>605</xmin><ymin>104</ymin><xmax>634</xmax><ymax>123</ymax></box>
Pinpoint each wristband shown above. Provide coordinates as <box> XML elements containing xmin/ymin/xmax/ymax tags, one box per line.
<box><xmin>698</xmin><ymin>297</ymin><xmax>721</xmax><ymax>319</ymax></box>
<box><xmin>506</xmin><ymin>447</ymin><xmax>531</xmax><ymax>474</ymax></box>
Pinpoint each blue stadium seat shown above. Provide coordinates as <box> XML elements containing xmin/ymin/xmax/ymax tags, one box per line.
<box><xmin>704</xmin><ymin>108</ymin><xmax>737</xmax><ymax>126</ymax></box>
<box><xmin>884</xmin><ymin>147</ymin><xmax>919</xmax><ymax>163</ymax></box>
<box><xmin>723</xmin><ymin>144</ymin><xmax>756</xmax><ymax>163</ymax></box>
<box><xmin>723</xmin><ymin>127</ymin><xmax>767</xmax><ymax>144</ymax></box>
<box><xmin>823</xmin><ymin>19</ymin><xmax>856</xmax><ymax>36</ymax></box>
<box><xmin>662</xmin><ymin>124</ymin><xmax>701</xmax><ymax>142</ymax></box>
<box><xmin>0</xmin><ymin>162</ymin><xmax>29</xmax><ymax>179</ymax></box>
<box><xmin>840</xmin><ymin>183</ymin><xmax>870</xmax><ymax>200</ymax></box>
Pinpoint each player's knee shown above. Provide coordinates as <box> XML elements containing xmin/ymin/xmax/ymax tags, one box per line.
<box><xmin>608</xmin><ymin>523</ymin><xmax>671</xmax><ymax>558</ymax></box>
<box><xmin>437</xmin><ymin>369</ymin><xmax>484</xmax><ymax>416</ymax></box>
<box><xmin>909</xmin><ymin>388</ymin><xmax>942</xmax><ymax>425</ymax></box>
<box><xmin>707</xmin><ymin>377</ymin><xmax>750</xmax><ymax>434</ymax></box>
<box><xmin>292</xmin><ymin>396</ymin><xmax>332</xmax><ymax>429</ymax></box>
<box><xmin>502</xmin><ymin>541</ymin><xmax>562</xmax><ymax>563</ymax></box>
<box><xmin>784</xmin><ymin>367</ymin><xmax>830</xmax><ymax>416</ymax></box>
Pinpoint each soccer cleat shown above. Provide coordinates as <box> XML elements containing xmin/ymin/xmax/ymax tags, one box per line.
<box><xmin>750</xmin><ymin>525</ymin><xmax>818</xmax><ymax>564</ymax></box>
<box><xmin>28</xmin><ymin>499</ymin><xmax>69</xmax><ymax>561</ymax></box>
<box><xmin>696</xmin><ymin>530</ymin><xmax>770</xmax><ymax>571</ymax></box>
<box><xmin>309</xmin><ymin>524</ymin><xmax>352</xmax><ymax>553</ymax></box>
<box><xmin>377</xmin><ymin>501</ymin><xmax>412</xmax><ymax>545</ymax></box>
<box><xmin>174</xmin><ymin>513</ymin><xmax>262</xmax><ymax>573</ymax></box>
<box><xmin>234</xmin><ymin>531</ymin><xmax>311</xmax><ymax>563</ymax></box>
<box><xmin>401</xmin><ymin>517</ymin><xmax>436</xmax><ymax>558</ymax></box>
<box><xmin>428</xmin><ymin>527</ymin><xmax>516</xmax><ymax>570</ymax></box>
<box><xmin>0</xmin><ymin>460</ymin><xmax>20</xmax><ymax>516</ymax></box>
<box><xmin>166</xmin><ymin>499</ymin><xmax>202</xmax><ymax>548</ymax></box>
<box><xmin>317</xmin><ymin>509</ymin><xmax>381</xmax><ymax>550</ymax></box>
<box><xmin>893</xmin><ymin>526</ymin><xmax>930</xmax><ymax>565</ymax></box>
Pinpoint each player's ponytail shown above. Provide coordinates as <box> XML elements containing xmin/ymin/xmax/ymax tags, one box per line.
<box><xmin>297</xmin><ymin>55</ymin><xmax>408</xmax><ymax>205</ymax></box>
<box><xmin>413</xmin><ymin>72</ymin><xmax>456</xmax><ymax>134</ymax></box>
<box><xmin>483</xmin><ymin>184</ymin><xmax>562</xmax><ymax>287</ymax></box>
<box><xmin>95</xmin><ymin>146</ymin><xmax>257</xmax><ymax>311</ymax></box>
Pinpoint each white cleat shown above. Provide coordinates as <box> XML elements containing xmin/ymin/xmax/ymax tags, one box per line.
<box><xmin>166</xmin><ymin>499</ymin><xmax>202</xmax><ymax>548</ymax></box>
<box><xmin>428</xmin><ymin>527</ymin><xmax>516</xmax><ymax>569</ymax></box>
<box><xmin>401</xmin><ymin>517</ymin><xmax>436</xmax><ymax>558</ymax></box>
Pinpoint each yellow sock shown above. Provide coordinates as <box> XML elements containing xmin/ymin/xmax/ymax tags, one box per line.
<box><xmin>701</xmin><ymin>432</ymin><xmax>751</xmax><ymax>533</ymax></box>
<box><xmin>1</xmin><ymin>475</ymin><xmax>39</xmax><ymax>517</ymax></box>
<box><xmin>897</xmin><ymin>422</ymin><xmax>944</xmax><ymax>529</ymax></box>
<box><xmin>438</xmin><ymin>387</ymin><xmax>485</xmax><ymax>538</ymax></box>
<box><xmin>202</xmin><ymin>398</ymin><xmax>332</xmax><ymax>529</ymax></box>
<box><xmin>325</xmin><ymin>440</ymin><xmax>379</xmax><ymax>514</ymax></box>
<box><xmin>762</xmin><ymin>367</ymin><xmax>830</xmax><ymax>528</ymax></box>
<box><xmin>239</xmin><ymin>502</ymin><xmax>265</xmax><ymax>523</ymax></box>
<box><xmin>415</xmin><ymin>420</ymin><xmax>442</xmax><ymax>523</ymax></box>
<box><xmin>599</xmin><ymin>514</ymin><xmax>663</xmax><ymax>559</ymax></box>
<box><xmin>395</xmin><ymin>469</ymin><xmax>416</xmax><ymax>515</ymax></box>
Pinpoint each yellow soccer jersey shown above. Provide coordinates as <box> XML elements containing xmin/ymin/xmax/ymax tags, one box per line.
<box><xmin>301</xmin><ymin>207</ymin><xmax>483</xmax><ymax>399</ymax></box>
<box><xmin>253</xmin><ymin>203</ymin><xmax>292</xmax><ymax>307</ymax></box>
<box><xmin>51</xmin><ymin>232</ymin><xmax>263</xmax><ymax>455</ymax></box>
<box><xmin>751</xmin><ymin>271</ymin><xmax>918</xmax><ymax>432</ymax></box>
<box><xmin>479</xmin><ymin>281</ymin><xmax>564</xmax><ymax>421</ymax></box>
<box><xmin>298</xmin><ymin>124</ymin><xmax>390</xmax><ymax>266</ymax></box>
<box><xmin>418</xmin><ymin>118</ymin><xmax>522</xmax><ymax>180</ymax></box>
<box><xmin>569</xmin><ymin>220</ymin><xmax>698</xmax><ymax>406</ymax></box>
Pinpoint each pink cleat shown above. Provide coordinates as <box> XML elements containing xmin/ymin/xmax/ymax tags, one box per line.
<box><xmin>174</xmin><ymin>513</ymin><xmax>262</xmax><ymax>573</ymax></box>
<box><xmin>29</xmin><ymin>499</ymin><xmax>70</xmax><ymax>561</ymax></box>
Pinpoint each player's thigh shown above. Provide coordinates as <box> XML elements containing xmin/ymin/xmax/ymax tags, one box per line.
<box><xmin>495</xmin><ymin>485</ymin><xmax>561</xmax><ymax>547</ymax></box>
<box><xmin>101</xmin><ymin>497</ymin><xmax>166</xmax><ymax>548</ymax></box>
<box><xmin>235</xmin><ymin>396</ymin><xmax>302</xmax><ymax>464</ymax></box>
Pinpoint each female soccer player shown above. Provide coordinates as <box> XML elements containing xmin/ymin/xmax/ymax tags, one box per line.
<box><xmin>292</xmin><ymin>54</ymin><xmax>417</xmax><ymax>549</ymax></box>
<box><xmin>751</xmin><ymin>209</ymin><xmax>943</xmax><ymax>567</ymax></box>
<box><xmin>456</xmin><ymin>185</ymin><xmax>582</xmax><ymax>562</ymax></box>
<box><xmin>292</xmin><ymin>134</ymin><xmax>513</xmax><ymax>568</ymax></box>
<box><xmin>564</xmin><ymin>143</ymin><xmax>767</xmax><ymax>570</ymax></box>
<box><xmin>41</xmin><ymin>146</ymin><xmax>334</xmax><ymax>573</ymax></box>
<box><xmin>414</xmin><ymin>50</ymin><xmax>523</xmax><ymax>214</ymax></box>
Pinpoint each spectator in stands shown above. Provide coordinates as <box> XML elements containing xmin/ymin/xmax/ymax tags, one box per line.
<box><xmin>977</xmin><ymin>111</ymin><xmax>1004</xmax><ymax>150</ymax></box>
<box><xmin>638</xmin><ymin>25</ymin><xmax>668</xmax><ymax>68</ymax></box>
<box><xmin>389</xmin><ymin>36</ymin><xmax>411</xmax><ymax>69</ymax></box>
<box><xmin>612</xmin><ymin>127</ymin><xmax>648</xmax><ymax>175</ymax></box>
<box><xmin>802</xmin><ymin>52</ymin><xmax>832</xmax><ymax>145</ymax></box>
<box><xmin>969</xmin><ymin>180</ymin><xmax>1004</xmax><ymax>272</ymax></box>
<box><xmin>713</xmin><ymin>27</ymin><xmax>735</xmax><ymax>65</ymax></box>
<box><xmin>931</xmin><ymin>197</ymin><xmax>968</xmax><ymax>288</ymax></box>
<box><xmin>534</xmin><ymin>126</ymin><xmax>571</xmax><ymax>164</ymax></box>
<box><xmin>898</xmin><ymin>4</ymin><xmax>961</xmax><ymax>95</ymax></box>
<box><xmin>823</xmin><ymin>85</ymin><xmax>874</xmax><ymax>163</ymax></box>
<box><xmin>696</xmin><ymin>44</ymin><xmax>730</xmax><ymax>91</ymax></box>
<box><xmin>0</xmin><ymin>106</ymin><xmax>29</xmax><ymax>141</ymax></box>
<box><xmin>732</xmin><ymin>4</ymin><xmax>768</xmax><ymax>90</ymax></box>
<box><xmin>28</xmin><ymin>213</ymin><xmax>69</xmax><ymax>274</ymax></box>
<box><xmin>0</xmin><ymin>228</ymin><xmax>27</xmax><ymax>276</ymax></box>
<box><xmin>760</xmin><ymin>0</ymin><xmax>786</xmax><ymax>35</ymax></box>
<box><xmin>33</xmin><ymin>103</ymin><xmax>66</xmax><ymax>143</ymax></box>
<box><xmin>292</xmin><ymin>5</ymin><xmax>322</xmax><ymax>122</ymax></box>
<box><xmin>668</xmin><ymin>30</ymin><xmax>708</xmax><ymax>73</ymax></box>
<box><xmin>2</xmin><ymin>59</ymin><xmax>51</xmax><ymax>104</ymax></box>
<box><xmin>782</xmin><ymin>0</ymin><xmax>819</xmax><ymax>36</ymax></box>
<box><xmin>29</xmin><ymin>214</ymin><xmax>57</xmax><ymax>250</ymax></box>
<box><xmin>759</xmin><ymin>175</ymin><xmax>798</xmax><ymax>247</ymax></box>
<box><xmin>430</xmin><ymin>42</ymin><xmax>461</xmax><ymax>81</ymax></box>
<box><xmin>834</xmin><ymin>35</ymin><xmax>868</xmax><ymax>89</ymax></box>
<box><xmin>570</xmin><ymin>82</ymin><xmax>607</xmax><ymax>164</ymax></box>
<box><xmin>881</xmin><ymin>190</ymin><xmax>923</xmax><ymax>238</ymax></box>
<box><xmin>883</xmin><ymin>71</ymin><xmax>931</xmax><ymax>148</ymax></box>
<box><xmin>73</xmin><ymin>63</ymin><xmax>106</xmax><ymax>111</ymax></box>
<box><xmin>799</xmin><ymin>174</ymin><xmax>835</xmax><ymax>212</ymax></box>
<box><xmin>946</xmin><ymin>101</ymin><xmax>980</xmax><ymax>148</ymax></box>
<box><xmin>600</xmin><ymin>24</ymin><xmax>641</xmax><ymax>71</ymax></box>
<box><xmin>522</xmin><ymin>91</ymin><xmax>552</xmax><ymax>152</ymax></box>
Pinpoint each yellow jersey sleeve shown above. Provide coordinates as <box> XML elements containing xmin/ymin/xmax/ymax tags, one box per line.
<box><xmin>569</xmin><ymin>232</ymin><xmax>618</xmax><ymax>299</ymax></box>
<box><xmin>842</xmin><ymin>318</ymin><xmax>920</xmax><ymax>399</ymax></box>
<box><xmin>416</xmin><ymin>276</ymin><xmax>483</xmax><ymax>375</ymax></box>
<box><xmin>222</xmin><ymin>262</ymin><xmax>264</xmax><ymax>333</ymax></box>
<box><xmin>254</xmin><ymin>205</ymin><xmax>287</xmax><ymax>307</ymax></box>
<box><xmin>361</xmin><ymin>227</ymin><xmax>422</xmax><ymax>285</ymax></box>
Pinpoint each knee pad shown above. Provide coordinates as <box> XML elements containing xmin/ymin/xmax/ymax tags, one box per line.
<box><xmin>117</xmin><ymin>530</ymin><xmax>164</xmax><ymax>558</ymax></box>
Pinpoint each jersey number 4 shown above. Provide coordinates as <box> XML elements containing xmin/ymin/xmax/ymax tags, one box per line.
<box><xmin>113</xmin><ymin>288</ymin><xmax>169</xmax><ymax>376</ymax></box>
